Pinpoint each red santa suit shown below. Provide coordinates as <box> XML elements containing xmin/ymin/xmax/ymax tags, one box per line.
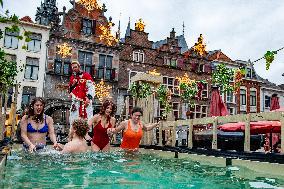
<box><xmin>69</xmin><ymin>71</ymin><xmax>95</xmax><ymax>125</ymax></box>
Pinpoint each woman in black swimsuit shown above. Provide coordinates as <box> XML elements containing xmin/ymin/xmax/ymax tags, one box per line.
<box><xmin>20</xmin><ymin>97</ymin><xmax>59</xmax><ymax>152</ymax></box>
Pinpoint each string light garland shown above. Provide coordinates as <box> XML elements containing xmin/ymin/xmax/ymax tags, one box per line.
<box><xmin>252</xmin><ymin>47</ymin><xmax>284</xmax><ymax>70</ymax></box>
<box><xmin>135</xmin><ymin>18</ymin><xmax>146</xmax><ymax>32</ymax></box>
<box><xmin>57</xmin><ymin>43</ymin><xmax>72</xmax><ymax>58</ymax></box>
<box><xmin>77</xmin><ymin>0</ymin><xmax>101</xmax><ymax>11</ymax></box>
<box><xmin>148</xmin><ymin>69</ymin><xmax>161</xmax><ymax>76</ymax></box>
<box><xmin>94</xmin><ymin>79</ymin><xmax>111</xmax><ymax>102</ymax></box>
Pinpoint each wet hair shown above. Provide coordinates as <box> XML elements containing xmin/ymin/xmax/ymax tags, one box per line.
<box><xmin>27</xmin><ymin>97</ymin><xmax>46</xmax><ymax>123</ymax></box>
<box><xmin>131</xmin><ymin>107</ymin><xmax>143</xmax><ymax>115</ymax></box>
<box><xmin>99</xmin><ymin>99</ymin><xmax>117</xmax><ymax>117</ymax></box>
<box><xmin>72</xmin><ymin>119</ymin><xmax>89</xmax><ymax>138</ymax></box>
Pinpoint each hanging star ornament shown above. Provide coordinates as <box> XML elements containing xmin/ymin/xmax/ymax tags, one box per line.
<box><xmin>94</xmin><ymin>79</ymin><xmax>111</xmax><ymax>102</ymax></box>
<box><xmin>99</xmin><ymin>21</ymin><xmax>118</xmax><ymax>46</ymax></box>
<box><xmin>77</xmin><ymin>0</ymin><xmax>101</xmax><ymax>11</ymax></box>
<box><xmin>57</xmin><ymin>43</ymin><xmax>72</xmax><ymax>58</ymax></box>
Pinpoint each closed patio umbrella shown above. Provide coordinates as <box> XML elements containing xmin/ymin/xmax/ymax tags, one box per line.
<box><xmin>209</xmin><ymin>86</ymin><xmax>228</xmax><ymax>117</ymax></box>
<box><xmin>270</xmin><ymin>94</ymin><xmax>280</xmax><ymax>111</ymax></box>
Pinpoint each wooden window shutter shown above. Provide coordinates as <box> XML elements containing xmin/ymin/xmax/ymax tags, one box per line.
<box><xmin>92</xmin><ymin>20</ymin><xmax>96</xmax><ymax>35</ymax></box>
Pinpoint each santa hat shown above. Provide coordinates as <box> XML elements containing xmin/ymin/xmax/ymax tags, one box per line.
<box><xmin>71</xmin><ymin>60</ymin><xmax>80</xmax><ymax>66</ymax></box>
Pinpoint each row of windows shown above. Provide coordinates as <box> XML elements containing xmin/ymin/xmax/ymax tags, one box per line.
<box><xmin>240</xmin><ymin>89</ymin><xmax>257</xmax><ymax>106</ymax></box>
<box><xmin>54</xmin><ymin>52</ymin><xmax>116</xmax><ymax>81</ymax></box>
<box><xmin>3</xmin><ymin>30</ymin><xmax>42</xmax><ymax>52</ymax></box>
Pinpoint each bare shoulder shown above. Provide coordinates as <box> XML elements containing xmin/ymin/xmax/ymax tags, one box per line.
<box><xmin>93</xmin><ymin>114</ymin><xmax>101</xmax><ymax>121</ymax></box>
<box><xmin>46</xmin><ymin>115</ymin><xmax>54</xmax><ymax>123</ymax></box>
<box><xmin>21</xmin><ymin>115</ymin><xmax>28</xmax><ymax>122</ymax></box>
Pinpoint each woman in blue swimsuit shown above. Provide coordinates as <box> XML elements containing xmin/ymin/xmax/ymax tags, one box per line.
<box><xmin>20</xmin><ymin>97</ymin><xmax>58</xmax><ymax>152</ymax></box>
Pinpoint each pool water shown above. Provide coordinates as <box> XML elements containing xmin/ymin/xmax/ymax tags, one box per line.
<box><xmin>1</xmin><ymin>148</ymin><xmax>284</xmax><ymax>189</ymax></box>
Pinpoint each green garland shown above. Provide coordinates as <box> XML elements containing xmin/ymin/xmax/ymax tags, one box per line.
<box><xmin>264</xmin><ymin>51</ymin><xmax>276</xmax><ymax>70</ymax></box>
<box><xmin>129</xmin><ymin>82</ymin><xmax>152</xmax><ymax>99</ymax></box>
<box><xmin>212</xmin><ymin>64</ymin><xmax>234</xmax><ymax>93</ymax></box>
<box><xmin>156</xmin><ymin>85</ymin><xmax>172</xmax><ymax>117</ymax></box>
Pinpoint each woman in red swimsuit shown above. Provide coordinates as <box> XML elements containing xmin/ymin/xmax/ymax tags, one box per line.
<box><xmin>109</xmin><ymin>107</ymin><xmax>160</xmax><ymax>152</ymax></box>
<box><xmin>88</xmin><ymin>99</ymin><xmax>116</xmax><ymax>152</ymax></box>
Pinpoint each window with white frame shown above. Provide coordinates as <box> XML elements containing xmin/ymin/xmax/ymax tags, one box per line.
<box><xmin>24</xmin><ymin>58</ymin><xmax>39</xmax><ymax>80</ymax></box>
<box><xmin>240</xmin><ymin>89</ymin><xmax>246</xmax><ymax>105</ymax></box>
<box><xmin>164</xmin><ymin>57</ymin><xmax>177</xmax><ymax>67</ymax></box>
<box><xmin>172</xmin><ymin>102</ymin><xmax>180</xmax><ymax>119</ymax></box>
<box><xmin>190</xmin><ymin>104</ymin><xmax>207</xmax><ymax>119</ymax></box>
<box><xmin>163</xmin><ymin>76</ymin><xmax>179</xmax><ymax>95</ymax></box>
<box><xmin>4</xmin><ymin>29</ymin><xmax>19</xmax><ymax>49</ymax></box>
<box><xmin>226</xmin><ymin>91</ymin><xmax>235</xmax><ymax>103</ymax></box>
<box><xmin>133</xmin><ymin>51</ymin><xmax>144</xmax><ymax>63</ymax></box>
<box><xmin>27</xmin><ymin>33</ymin><xmax>42</xmax><ymax>52</ymax></box>
<box><xmin>250</xmin><ymin>90</ymin><xmax>257</xmax><ymax>106</ymax></box>
<box><xmin>265</xmin><ymin>95</ymin><xmax>271</xmax><ymax>109</ymax></box>
<box><xmin>201</xmin><ymin>83</ymin><xmax>208</xmax><ymax>98</ymax></box>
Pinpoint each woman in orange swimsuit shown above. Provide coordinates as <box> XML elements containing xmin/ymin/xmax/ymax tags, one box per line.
<box><xmin>88</xmin><ymin>99</ymin><xmax>116</xmax><ymax>152</ymax></box>
<box><xmin>108</xmin><ymin>107</ymin><xmax>160</xmax><ymax>151</ymax></box>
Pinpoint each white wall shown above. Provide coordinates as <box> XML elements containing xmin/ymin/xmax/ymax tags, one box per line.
<box><xmin>260</xmin><ymin>88</ymin><xmax>284</xmax><ymax>112</ymax></box>
<box><xmin>0</xmin><ymin>21</ymin><xmax>50</xmax><ymax>110</ymax></box>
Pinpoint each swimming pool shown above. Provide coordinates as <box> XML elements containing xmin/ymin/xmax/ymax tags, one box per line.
<box><xmin>1</xmin><ymin>148</ymin><xmax>284</xmax><ymax>189</ymax></box>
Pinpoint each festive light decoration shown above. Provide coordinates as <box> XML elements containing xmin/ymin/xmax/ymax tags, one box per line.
<box><xmin>233</xmin><ymin>68</ymin><xmax>245</xmax><ymax>93</ymax></box>
<box><xmin>57</xmin><ymin>43</ymin><xmax>72</xmax><ymax>58</ymax></box>
<box><xmin>135</xmin><ymin>18</ymin><xmax>146</xmax><ymax>32</ymax></box>
<box><xmin>130</xmin><ymin>81</ymin><xmax>152</xmax><ymax>99</ymax></box>
<box><xmin>99</xmin><ymin>21</ymin><xmax>118</xmax><ymax>46</ymax></box>
<box><xmin>148</xmin><ymin>69</ymin><xmax>161</xmax><ymax>76</ymax></box>
<box><xmin>212</xmin><ymin>64</ymin><xmax>245</xmax><ymax>94</ymax></box>
<box><xmin>176</xmin><ymin>73</ymin><xmax>195</xmax><ymax>85</ymax></box>
<box><xmin>94</xmin><ymin>79</ymin><xmax>111</xmax><ymax>102</ymax></box>
<box><xmin>264</xmin><ymin>51</ymin><xmax>276</xmax><ymax>70</ymax></box>
<box><xmin>77</xmin><ymin>0</ymin><xmax>101</xmax><ymax>11</ymax></box>
<box><xmin>193</xmin><ymin>34</ymin><xmax>207</xmax><ymax>56</ymax></box>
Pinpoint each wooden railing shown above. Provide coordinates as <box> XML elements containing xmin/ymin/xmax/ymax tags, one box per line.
<box><xmin>142</xmin><ymin>111</ymin><xmax>284</xmax><ymax>153</ymax></box>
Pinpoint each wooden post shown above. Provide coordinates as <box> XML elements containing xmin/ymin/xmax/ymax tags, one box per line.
<box><xmin>158</xmin><ymin>122</ymin><xmax>163</xmax><ymax>146</ymax></box>
<box><xmin>280</xmin><ymin>112</ymin><xmax>284</xmax><ymax>154</ymax></box>
<box><xmin>172</xmin><ymin>122</ymin><xmax>177</xmax><ymax>147</ymax></box>
<box><xmin>212</xmin><ymin>117</ymin><xmax>218</xmax><ymax>150</ymax></box>
<box><xmin>125</xmin><ymin>96</ymin><xmax>129</xmax><ymax>119</ymax></box>
<box><xmin>187</xmin><ymin>119</ymin><xmax>193</xmax><ymax>149</ymax></box>
<box><xmin>244</xmin><ymin>114</ymin><xmax>251</xmax><ymax>152</ymax></box>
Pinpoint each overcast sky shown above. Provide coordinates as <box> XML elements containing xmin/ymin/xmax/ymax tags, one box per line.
<box><xmin>2</xmin><ymin>0</ymin><xmax>284</xmax><ymax>85</ymax></box>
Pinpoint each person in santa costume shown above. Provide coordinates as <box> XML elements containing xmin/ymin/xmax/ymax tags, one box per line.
<box><xmin>69</xmin><ymin>60</ymin><xmax>95</xmax><ymax>128</ymax></box>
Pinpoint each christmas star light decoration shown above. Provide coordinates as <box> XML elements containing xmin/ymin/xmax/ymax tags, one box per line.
<box><xmin>99</xmin><ymin>21</ymin><xmax>118</xmax><ymax>46</ymax></box>
<box><xmin>176</xmin><ymin>73</ymin><xmax>195</xmax><ymax>85</ymax></box>
<box><xmin>77</xmin><ymin>0</ymin><xmax>101</xmax><ymax>11</ymax></box>
<box><xmin>148</xmin><ymin>69</ymin><xmax>160</xmax><ymax>76</ymax></box>
<box><xmin>135</xmin><ymin>18</ymin><xmax>145</xmax><ymax>32</ymax></box>
<box><xmin>57</xmin><ymin>43</ymin><xmax>72</xmax><ymax>58</ymax></box>
<box><xmin>193</xmin><ymin>34</ymin><xmax>207</xmax><ymax>56</ymax></box>
<box><xmin>94</xmin><ymin>79</ymin><xmax>111</xmax><ymax>102</ymax></box>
